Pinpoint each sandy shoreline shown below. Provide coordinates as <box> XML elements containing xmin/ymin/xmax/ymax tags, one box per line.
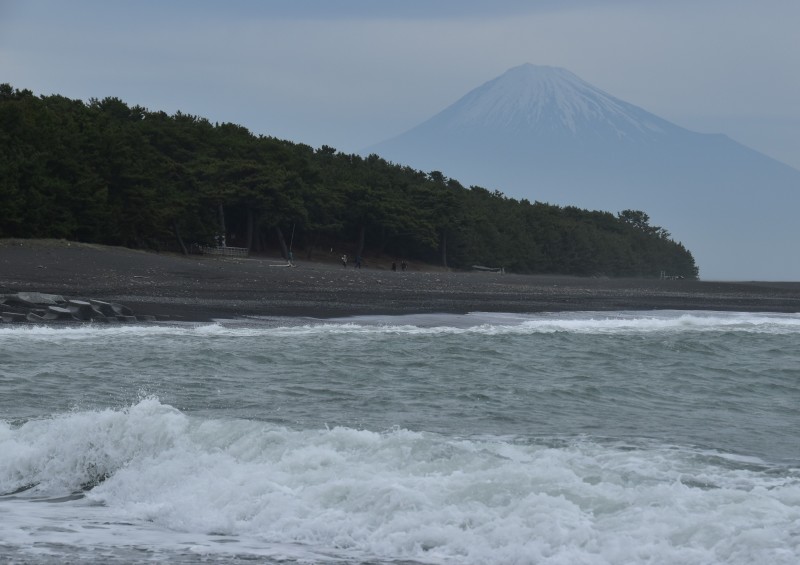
<box><xmin>2</xmin><ymin>239</ymin><xmax>800</xmax><ymax>322</ymax></box>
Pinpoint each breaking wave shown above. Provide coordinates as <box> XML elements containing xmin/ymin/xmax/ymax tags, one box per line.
<box><xmin>2</xmin><ymin>398</ymin><xmax>799</xmax><ymax>564</ymax></box>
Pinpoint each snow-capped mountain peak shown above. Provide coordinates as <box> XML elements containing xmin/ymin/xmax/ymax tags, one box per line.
<box><xmin>433</xmin><ymin>63</ymin><xmax>671</xmax><ymax>138</ymax></box>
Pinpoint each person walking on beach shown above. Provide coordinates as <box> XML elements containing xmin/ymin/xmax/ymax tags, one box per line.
<box><xmin>355</xmin><ymin>255</ymin><xmax>362</xmax><ymax>269</ymax></box>
<box><xmin>341</xmin><ymin>254</ymin><xmax>348</xmax><ymax>268</ymax></box>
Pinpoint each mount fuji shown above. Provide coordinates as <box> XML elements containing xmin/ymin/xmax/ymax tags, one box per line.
<box><xmin>365</xmin><ymin>64</ymin><xmax>800</xmax><ymax>280</ymax></box>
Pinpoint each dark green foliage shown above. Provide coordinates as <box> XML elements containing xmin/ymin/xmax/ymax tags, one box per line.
<box><xmin>0</xmin><ymin>84</ymin><xmax>699</xmax><ymax>278</ymax></box>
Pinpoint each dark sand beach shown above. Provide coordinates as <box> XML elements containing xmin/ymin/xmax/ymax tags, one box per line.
<box><xmin>2</xmin><ymin>239</ymin><xmax>800</xmax><ymax>322</ymax></box>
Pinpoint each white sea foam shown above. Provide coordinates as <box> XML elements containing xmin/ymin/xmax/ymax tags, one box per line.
<box><xmin>3</xmin><ymin>310</ymin><xmax>799</xmax><ymax>343</ymax></box>
<box><xmin>2</xmin><ymin>398</ymin><xmax>799</xmax><ymax>564</ymax></box>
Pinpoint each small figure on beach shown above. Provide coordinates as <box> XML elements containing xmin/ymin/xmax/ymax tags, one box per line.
<box><xmin>391</xmin><ymin>261</ymin><xmax>397</xmax><ymax>272</ymax></box>
<box><xmin>401</xmin><ymin>260</ymin><xmax>407</xmax><ymax>272</ymax></box>
<box><xmin>355</xmin><ymin>255</ymin><xmax>362</xmax><ymax>269</ymax></box>
<box><xmin>287</xmin><ymin>250</ymin><xmax>294</xmax><ymax>266</ymax></box>
<box><xmin>341</xmin><ymin>254</ymin><xmax>348</xmax><ymax>268</ymax></box>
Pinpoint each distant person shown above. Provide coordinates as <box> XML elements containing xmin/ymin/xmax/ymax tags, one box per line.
<box><xmin>355</xmin><ymin>255</ymin><xmax>362</xmax><ymax>269</ymax></box>
<box><xmin>401</xmin><ymin>260</ymin><xmax>407</xmax><ymax>272</ymax></box>
<box><xmin>341</xmin><ymin>254</ymin><xmax>347</xmax><ymax>268</ymax></box>
<box><xmin>392</xmin><ymin>261</ymin><xmax>397</xmax><ymax>272</ymax></box>
<box><xmin>287</xmin><ymin>250</ymin><xmax>294</xmax><ymax>266</ymax></box>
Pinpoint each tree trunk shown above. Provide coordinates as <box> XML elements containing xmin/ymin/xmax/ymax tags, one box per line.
<box><xmin>275</xmin><ymin>226</ymin><xmax>289</xmax><ymax>260</ymax></box>
<box><xmin>172</xmin><ymin>220</ymin><xmax>188</xmax><ymax>256</ymax></box>
<box><xmin>356</xmin><ymin>225</ymin><xmax>366</xmax><ymax>259</ymax></box>
<box><xmin>376</xmin><ymin>225</ymin><xmax>386</xmax><ymax>258</ymax></box>
<box><xmin>306</xmin><ymin>232</ymin><xmax>317</xmax><ymax>259</ymax></box>
<box><xmin>217</xmin><ymin>203</ymin><xmax>227</xmax><ymax>246</ymax></box>
<box><xmin>246</xmin><ymin>208</ymin><xmax>255</xmax><ymax>251</ymax></box>
<box><xmin>440</xmin><ymin>229</ymin><xmax>448</xmax><ymax>269</ymax></box>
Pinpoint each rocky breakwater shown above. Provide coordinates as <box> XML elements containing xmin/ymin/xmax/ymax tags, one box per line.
<box><xmin>0</xmin><ymin>292</ymin><xmax>166</xmax><ymax>324</ymax></box>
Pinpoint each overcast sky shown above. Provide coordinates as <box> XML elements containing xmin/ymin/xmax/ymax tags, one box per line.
<box><xmin>2</xmin><ymin>0</ymin><xmax>799</xmax><ymax>169</ymax></box>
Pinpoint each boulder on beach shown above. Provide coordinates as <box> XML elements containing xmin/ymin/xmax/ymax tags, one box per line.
<box><xmin>0</xmin><ymin>292</ymin><xmax>162</xmax><ymax>324</ymax></box>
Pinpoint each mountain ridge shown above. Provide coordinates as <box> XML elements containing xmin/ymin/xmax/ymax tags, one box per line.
<box><xmin>365</xmin><ymin>64</ymin><xmax>800</xmax><ymax>280</ymax></box>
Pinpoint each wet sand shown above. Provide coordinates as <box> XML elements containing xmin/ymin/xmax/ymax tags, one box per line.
<box><xmin>2</xmin><ymin>239</ymin><xmax>799</xmax><ymax>322</ymax></box>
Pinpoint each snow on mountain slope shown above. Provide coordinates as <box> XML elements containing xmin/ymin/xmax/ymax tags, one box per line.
<box><xmin>428</xmin><ymin>64</ymin><xmax>673</xmax><ymax>138</ymax></box>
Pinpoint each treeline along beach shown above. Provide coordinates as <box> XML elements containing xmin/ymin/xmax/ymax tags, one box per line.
<box><xmin>1</xmin><ymin>84</ymin><xmax>697</xmax><ymax>278</ymax></box>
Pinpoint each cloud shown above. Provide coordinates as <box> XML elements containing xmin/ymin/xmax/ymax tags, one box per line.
<box><xmin>131</xmin><ymin>0</ymin><xmax>643</xmax><ymax>22</ymax></box>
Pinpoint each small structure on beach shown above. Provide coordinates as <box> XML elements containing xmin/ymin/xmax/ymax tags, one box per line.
<box><xmin>472</xmin><ymin>265</ymin><xmax>505</xmax><ymax>274</ymax></box>
<box><xmin>197</xmin><ymin>245</ymin><xmax>249</xmax><ymax>258</ymax></box>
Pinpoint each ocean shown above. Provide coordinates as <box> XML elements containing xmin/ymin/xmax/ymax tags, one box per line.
<box><xmin>1</xmin><ymin>310</ymin><xmax>799</xmax><ymax>564</ymax></box>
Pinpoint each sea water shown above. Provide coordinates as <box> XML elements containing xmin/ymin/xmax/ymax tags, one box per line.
<box><xmin>1</xmin><ymin>310</ymin><xmax>799</xmax><ymax>564</ymax></box>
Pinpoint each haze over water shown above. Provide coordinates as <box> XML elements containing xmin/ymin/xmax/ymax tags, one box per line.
<box><xmin>2</xmin><ymin>310</ymin><xmax>799</xmax><ymax>563</ymax></box>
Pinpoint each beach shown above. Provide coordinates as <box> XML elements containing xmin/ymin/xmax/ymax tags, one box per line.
<box><xmin>2</xmin><ymin>238</ymin><xmax>800</xmax><ymax>321</ymax></box>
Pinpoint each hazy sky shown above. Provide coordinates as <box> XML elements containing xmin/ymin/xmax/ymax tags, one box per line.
<box><xmin>2</xmin><ymin>0</ymin><xmax>799</xmax><ymax>169</ymax></box>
